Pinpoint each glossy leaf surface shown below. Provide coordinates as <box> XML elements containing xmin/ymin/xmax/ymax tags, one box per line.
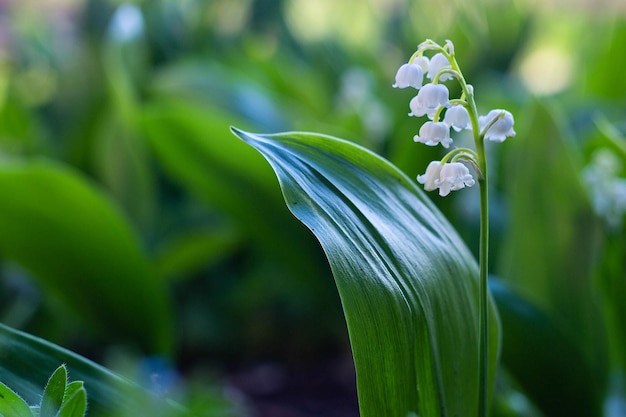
<box><xmin>232</xmin><ymin>128</ymin><xmax>500</xmax><ymax>417</ymax></box>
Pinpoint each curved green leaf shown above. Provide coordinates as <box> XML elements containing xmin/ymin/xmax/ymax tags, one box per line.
<box><xmin>0</xmin><ymin>323</ymin><xmax>180</xmax><ymax>417</ymax></box>
<box><xmin>57</xmin><ymin>387</ymin><xmax>87</xmax><ymax>417</ymax></box>
<box><xmin>231</xmin><ymin>128</ymin><xmax>500</xmax><ymax>417</ymax></box>
<box><xmin>0</xmin><ymin>380</ymin><xmax>33</xmax><ymax>417</ymax></box>
<box><xmin>40</xmin><ymin>365</ymin><xmax>67</xmax><ymax>417</ymax></box>
<box><xmin>0</xmin><ymin>159</ymin><xmax>172</xmax><ymax>353</ymax></box>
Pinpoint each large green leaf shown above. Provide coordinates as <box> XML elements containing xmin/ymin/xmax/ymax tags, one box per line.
<box><xmin>0</xmin><ymin>159</ymin><xmax>172</xmax><ymax>353</ymax></box>
<box><xmin>231</xmin><ymin>128</ymin><xmax>500</xmax><ymax>417</ymax></box>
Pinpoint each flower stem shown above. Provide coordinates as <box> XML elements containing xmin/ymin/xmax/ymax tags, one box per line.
<box><xmin>446</xmin><ymin>49</ymin><xmax>490</xmax><ymax>417</ymax></box>
<box><xmin>472</xmin><ymin>98</ymin><xmax>489</xmax><ymax>417</ymax></box>
<box><xmin>477</xmin><ymin>163</ymin><xmax>489</xmax><ymax>417</ymax></box>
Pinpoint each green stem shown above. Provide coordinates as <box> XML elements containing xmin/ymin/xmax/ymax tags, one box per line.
<box><xmin>424</xmin><ymin>41</ymin><xmax>491</xmax><ymax>416</ymax></box>
<box><xmin>477</xmin><ymin>159</ymin><xmax>489</xmax><ymax>417</ymax></box>
<box><xmin>472</xmin><ymin>92</ymin><xmax>489</xmax><ymax>417</ymax></box>
<box><xmin>445</xmin><ymin>48</ymin><xmax>490</xmax><ymax>417</ymax></box>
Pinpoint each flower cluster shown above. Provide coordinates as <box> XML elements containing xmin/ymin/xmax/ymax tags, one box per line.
<box><xmin>582</xmin><ymin>148</ymin><xmax>626</xmax><ymax>230</ymax></box>
<box><xmin>393</xmin><ymin>39</ymin><xmax>515</xmax><ymax>196</ymax></box>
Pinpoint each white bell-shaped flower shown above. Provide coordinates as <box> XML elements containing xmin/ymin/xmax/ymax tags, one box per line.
<box><xmin>417</xmin><ymin>161</ymin><xmax>443</xmax><ymax>191</ymax></box>
<box><xmin>414</xmin><ymin>121</ymin><xmax>453</xmax><ymax>148</ymax></box>
<box><xmin>413</xmin><ymin>56</ymin><xmax>430</xmax><ymax>73</ymax></box>
<box><xmin>443</xmin><ymin>105</ymin><xmax>472</xmax><ymax>132</ymax></box>
<box><xmin>479</xmin><ymin>109</ymin><xmax>516</xmax><ymax>142</ymax></box>
<box><xmin>435</xmin><ymin>162</ymin><xmax>475</xmax><ymax>197</ymax></box>
<box><xmin>408</xmin><ymin>83</ymin><xmax>449</xmax><ymax>119</ymax></box>
<box><xmin>427</xmin><ymin>53</ymin><xmax>452</xmax><ymax>82</ymax></box>
<box><xmin>392</xmin><ymin>63</ymin><xmax>424</xmax><ymax>89</ymax></box>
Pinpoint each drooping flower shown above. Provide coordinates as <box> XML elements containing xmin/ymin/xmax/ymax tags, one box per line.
<box><xmin>435</xmin><ymin>162</ymin><xmax>475</xmax><ymax>197</ymax></box>
<box><xmin>409</xmin><ymin>83</ymin><xmax>449</xmax><ymax>119</ymax></box>
<box><xmin>427</xmin><ymin>53</ymin><xmax>452</xmax><ymax>82</ymax></box>
<box><xmin>392</xmin><ymin>63</ymin><xmax>424</xmax><ymax>89</ymax></box>
<box><xmin>417</xmin><ymin>161</ymin><xmax>443</xmax><ymax>191</ymax></box>
<box><xmin>443</xmin><ymin>105</ymin><xmax>472</xmax><ymax>132</ymax></box>
<box><xmin>479</xmin><ymin>109</ymin><xmax>516</xmax><ymax>142</ymax></box>
<box><xmin>414</xmin><ymin>121</ymin><xmax>453</xmax><ymax>148</ymax></box>
<box><xmin>413</xmin><ymin>56</ymin><xmax>430</xmax><ymax>73</ymax></box>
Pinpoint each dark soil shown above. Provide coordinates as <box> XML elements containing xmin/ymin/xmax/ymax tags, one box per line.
<box><xmin>228</xmin><ymin>354</ymin><xmax>359</xmax><ymax>417</ymax></box>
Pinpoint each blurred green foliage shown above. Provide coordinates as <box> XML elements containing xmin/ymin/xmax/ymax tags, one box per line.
<box><xmin>0</xmin><ymin>0</ymin><xmax>624</xmax><ymax>416</ymax></box>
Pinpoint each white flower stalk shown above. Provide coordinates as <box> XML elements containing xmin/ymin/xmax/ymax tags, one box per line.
<box><xmin>392</xmin><ymin>63</ymin><xmax>424</xmax><ymax>89</ymax></box>
<box><xmin>427</xmin><ymin>53</ymin><xmax>453</xmax><ymax>82</ymax></box>
<box><xmin>444</xmin><ymin>105</ymin><xmax>472</xmax><ymax>131</ymax></box>
<box><xmin>394</xmin><ymin>39</ymin><xmax>515</xmax><ymax>417</ymax></box>
<box><xmin>414</xmin><ymin>121</ymin><xmax>453</xmax><ymax>148</ymax></box>
<box><xmin>417</xmin><ymin>161</ymin><xmax>443</xmax><ymax>191</ymax></box>
<box><xmin>435</xmin><ymin>162</ymin><xmax>475</xmax><ymax>197</ymax></box>
<box><xmin>409</xmin><ymin>83</ymin><xmax>449</xmax><ymax>119</ymax></box>
<box><xmin>479</xmin><ymin>109</ymin><xmax>516</xmax><ymax>142</ymax></box>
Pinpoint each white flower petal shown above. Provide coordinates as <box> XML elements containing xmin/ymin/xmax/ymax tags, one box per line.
<box><xmin>413</xmin><ymin>56</ymin><xmax>430</xmax><ymax>73</ymax></box>
<box><xmin>443</xmin><ymin>105</ymin><xmax>472</xmax><ymax>132</ymax></box>
<box><xmin>414</xmin><ymin>121</ymin><xmax>452</xmax><ymax>148</ymax></box>
<box><xmin>479</xmin><ymin>109</ymin><xmax>516</xmax><ymax>142</ymax></box>
<box><xmin>427</xmin><ymin>53</ymin><xmax>452</xmax><ymax>82</ymax></box>
<box><xmin>435</xmin><ymin>162</ymin><xmax>475</xmax><ymax>196</ymax></box>
<box><xmin>393</xmin><ymin>63</ymin><xmax>424</xmax><ymax>89</ymax></box>
<box><xmin>409</xmin><ymin>83</ymin><xmax>449</xmax><ymax>118</ymax></box>
<box><xmin>417</xmin><ymin>161</ymin><xmax>443</xmax><ymax>191</ymax></box>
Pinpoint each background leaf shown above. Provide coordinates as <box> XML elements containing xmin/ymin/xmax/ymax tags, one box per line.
<box><xmin>490</xmin><ymin>279</ymin><xmax>603</xmax><ymax>416</ymax></box>
<box><xmin>0</xmin><ymin>159</ymin><xmax>172</xmax><ymax>353</ymax></box>
<box><xmin>497</xmin><ymin>101</ymin><xmax>608</xmax><ymax>415</ymax></box>
<box><xmin>232</xmin><ymin>128</ymin><xmax>500</xmax><ymax>417</ymax></box>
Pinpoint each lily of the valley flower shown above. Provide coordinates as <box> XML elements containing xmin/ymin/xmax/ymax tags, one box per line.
<box><xmin>427</xmin><ymin>53</ymin><xmax>453</xmax><ymax>82</ymax></box>
<box><xmin>479</xmin><ymin>109</ymin><xmax>516</xmax><ymax>142</ymax></box>
<box><xmin>409</xmin><ymin>83</ymin><xmax>449</xmax><ymax>119</ymax></box>
<box><xmin>443</xmin><ymin>105</ymin><xmax>472</xmax><ymax>131</ymax></box>
<box><xmin>435</xmin><ymin>162</ymin><xmax>475</xmax><ymax>197</ymax></box>
<box><xmin>392</xmin><ymin>63</ymin><xmax>424</xmax><ymax>89</ymax></box>
<box><xmin>416</xmin><ymin>161</ymin><xmax>443</xmax><ymax>191</ymax></box>
<box><xmin>414</xmin><ymin>121</ymin><xmax>453</xmax><ymax>148</ymax></box>
<box><xmin>395</xmin><ymin>39</ymin><xmax>515</xmax><ymax>199</ymax></box>
<box><xmin>417</xmin><ymin>161</ymin><xmax>475</xmax><ymax>196</ymax></box>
